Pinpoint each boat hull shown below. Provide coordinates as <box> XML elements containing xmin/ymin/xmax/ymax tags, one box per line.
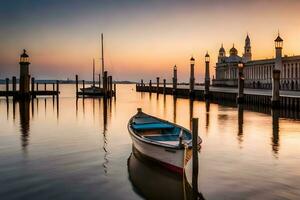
<box><xmin>129</xmin><ymin>132</ymin><xmax>185</xmax><ymax>174</ymax></box>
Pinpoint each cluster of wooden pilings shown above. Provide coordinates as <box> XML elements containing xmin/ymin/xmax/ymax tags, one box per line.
<box><xmin>0</xmin><ymin>76</ymin><xmax>60</xmax><ymax>100</ymax></box>
<box><xmin>75</xmin><ymin>71</ymin><xmax>116</xmax><ymax>99</ymax></box>
<box><xmin>136</xmin><ymin>79</ymin><xmax>300</xmax><ymax>110</ymax></box>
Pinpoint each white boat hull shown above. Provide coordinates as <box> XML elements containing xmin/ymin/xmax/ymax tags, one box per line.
<box><xmin>130</xmin><ymin>133</ymin><xmax>185</xmax><ymax>173</ymax></box>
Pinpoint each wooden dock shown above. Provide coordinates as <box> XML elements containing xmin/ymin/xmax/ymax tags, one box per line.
<box><xmin>136</xmin><ymin>83</ymin><xmax>300</xmax><ymax>110</ymax></box>
<box><xmin>0</xmin><ymin>78</ymin><xmax>60</xmax><ymax>99</ymax></box>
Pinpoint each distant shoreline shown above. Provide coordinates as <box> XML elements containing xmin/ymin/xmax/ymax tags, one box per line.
<box><xmin>0</xmin><ymin>79</ymin><xmax>137</xmax><ymax>84</ymax></box>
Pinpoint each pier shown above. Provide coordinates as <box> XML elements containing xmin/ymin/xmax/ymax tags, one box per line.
<box><xmin>136</xmin><ymin>83</ymin><xmax>300</xmax><ymax>109</ymax></box>
<box><xmin>0</xmin><ymin>50</ymin><xmax>60</xmax><ymax>100</ymax></box>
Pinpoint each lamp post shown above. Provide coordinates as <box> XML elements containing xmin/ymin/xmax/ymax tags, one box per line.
<box><xmin>204</xmin><ymin>52</ymin><xmax>210</xmax><ymax>99</ymax></box>
<box><xmin>190</xmin><ymin>57</ymin><xmax>195</xmax><ymax>98</ymax></box>
<box><xmin>19</xmin><ymin>49</ymin><xmax>30</xmax><ymax>99</ymax></box>
<box><xmin>237</xmin><ymin>61</ymin><xmax>244</xmax><ymax>103</ymax></box>
<box><xmin>272</xmin><ymin>34</ymin><xmax>283</xmax><ymax>107</ymax></box>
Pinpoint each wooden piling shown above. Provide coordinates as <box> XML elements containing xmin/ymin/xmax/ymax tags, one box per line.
<box><xmin>36</xmin><ymin>82</ymin><xmax>39</xmax><ymax>91</ymax></box>
<box><xmin>52</xmin><ymin>83</ymin><xmax>55</xmax><ymax>98</ymax></box>
<box><xmin>31</xmin><ymin>77</ymin><xmax>35</xmax><ymax>98</ymax></box>
<box><xmin>192</xmin><ymin>118</ymin><xmax>199</xmax><ymax>199</ymax></box>
<box><xmin>12</xmin><ymin>76</ymin><xmax>16</xmax><ymax>92</ymax></box>
<box><xmin>237</xmin><ymin>64</ymin><xmax>244</xmax><ymax>104</ymax></box>
<box><xmin>99</xmin><ymin>74</ymin><xmax>101</xmax><ymax>88</ymax></box>
<box><xmin>103</xmin><ymin>71</ymin><xmax>108</xmax><ymax>97</ymax></box>
<box><xmin>82</xmin><ymin>80</ymin><xmax>85</xmax><ymax>98</ymax></box>
<box><xmin>156</xmin><ymin>77</ymin><xmax>159</xmax><ymax>93</ymax></box>
<box><xmin>75</xmin><ymin>75</ymin><xmax>78</xmax><ymax>98</ymax></box>
<box><xmin>110</xmin><ymin>77</ymin><xmax>113</xmax><ymax>97</ymax></box>
<box><xmin>114</xmin><ymin>83</ymin><xmax>116</xmax><ymax>97</ymax></box>
<box><xmin>108</xmin><ymin>76</ymin><xmax>112</xmax><ymax>97</ymax></box>
<box><xmin>56</xmin><ymin>80</ymin><xmax>59</xmax><ymax>96</ymax></box>
<box><xmin>44</xmin><ymin>83</ymin><xmax>47</xmax><ymax>91</ymax></box>
<box><xmin>141</xmin><ymin>79</ymin><xmax>144</xmax><ymax>87</ymax></box>
<box><xmin>163</xmin><ymin>79</ymin><xmax>166</xmax><ymax>95</ymax></box>
<box><xmin>149</xmin><ymin>80</ymin><xmax>152</xmax><ymax>93</ymax></box>
<box><xmin>5</xmin><ymin>78</ymin><xmax>9</xmax><ymax>97</ymax></box>
<box><xmin>173</xmin><ymin>65</ymin><xmax>177</xmax><ymax>95</ymax></box>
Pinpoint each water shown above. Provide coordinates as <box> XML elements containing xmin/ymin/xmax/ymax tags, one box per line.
<box><xmin>0</xmin><ymin>84</ymin><xmax>300</xmax><ymax>200</ymax></box>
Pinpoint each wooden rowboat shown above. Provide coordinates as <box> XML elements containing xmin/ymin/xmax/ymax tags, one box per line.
<box><xmin>127</xmin><ymin>108</ymin><xmax>201</xmax><ymax>174</ymax></box>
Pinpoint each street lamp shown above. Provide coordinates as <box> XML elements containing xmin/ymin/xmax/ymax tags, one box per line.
<box><xmin>205</xmin><ymin>52</ymin><xmax>210</xmax><ymax>63</ymax></box>
<box><xmin>190</xmin><ymin>57</ymin><xmax>195</xmax><ymax>65</ymax></box>
<box><xmin>238</xmin><ymin>61</ymin><xmax>244</xmax><ymax>69</ymax></box>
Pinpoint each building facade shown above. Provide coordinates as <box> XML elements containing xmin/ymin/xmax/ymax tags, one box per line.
<box><xmin>212</xmin><ymin>34</ymin><xmax>300</xmax><ymax>90</ymax></box>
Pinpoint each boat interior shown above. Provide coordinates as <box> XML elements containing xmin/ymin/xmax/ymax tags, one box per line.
<box><xmin>131</xmin><ymin>114</ymin><xmax>192</xmax><ymax>146</ymax></box>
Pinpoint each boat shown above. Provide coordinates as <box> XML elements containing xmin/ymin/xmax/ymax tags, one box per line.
<box><xmin>80</xmin><ymin>33</ymin><xmax>105</xmax><ymax>95</ymax></box>
<box><xmin>127</xmin><ymin>108</ymin><xmax>201</xmax><ymax>174</ymax></box>
<box><xmin>80</xmin><ymin>58</ymin><xmax>102</xmax><ymax>94</ymax></box>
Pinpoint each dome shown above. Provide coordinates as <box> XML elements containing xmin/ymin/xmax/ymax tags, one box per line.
<box><xmin>230</xmin><ymin>44</ymin><xmax>238</xmax><ymax>56</ymax></box>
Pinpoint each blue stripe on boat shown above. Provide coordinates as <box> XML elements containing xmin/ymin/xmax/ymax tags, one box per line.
<box><xmin>132</xmin><ymin>123</ymin><xmax>174</xmax><ymax>130</ymax></box>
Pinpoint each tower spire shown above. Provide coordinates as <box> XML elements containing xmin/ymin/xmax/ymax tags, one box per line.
<box><xmin>243</xmin><ymin>33</ymin><xmax>252</xmax><ymax>62</ymax></box>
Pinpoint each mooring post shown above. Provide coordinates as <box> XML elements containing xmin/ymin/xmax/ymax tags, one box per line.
<box><xmin>156</xmin><ymin>77</ymin><xmax>160</xmax><ymax>94</ymax></box>
<box><xmin>149</xmin><ymin>80</ymin><xmax>152</xmax><ymax>93</ymax></box>
<box><xmin>98</xmin><ymin>74</ymin><xmax>101</xmax><ymax>88</ymax></box>
<box><xmin>82</xmin><ymin>80</ymin><xmax>85</xmax><ymax>98</ymax></box>
<box><xmin>56</xmin><ymin>80</ymin><xmax>59</xmax><ymax>96</ymax></box>
<box><xmin>12</xmin><ymin>76</ymin><xmax>16</xmax><ymax>94</ymax></box>
<box><xmin>141</xmin><ymin>79</ymin><xmax>144</xmax><ymax>87</ymax></box>
<box><xmin>272</xmin><ymin>34</ymin><xmax>283</xmax><ymax>108</ymax></box>
<box><xmin>108</xmin><ymin>76</ymin><xmax>112</xmax><ymax>97</ymax></box>
<box><xmin>204</xmin><ymin>52</ymin><xmax>210</xmax><ymax>99</ymax></box>
<box><xmin>31</xmin><ymin>77</ymin><xmax>35</xmax><ymax>98</ymax></box>
<box><xmin>237</xmin><ymin>62</ymin><xmax>245</xmax><ymax>103</ymax></box>
<box><xmin>44</xmin><ymin>83</ymin><xmax>47</xmax><ymax>91</ymax></box>
<box><xmin>190</xmin><ymin>57</ymin><xmax>195</xmax><ymax>98</ymax></box>
<box><xmin>192</xmin><ymin>118</ymin><xmax>199</xmax><ymax>199</ymax></box>
<box><xmin>163</xmin><ymin>79</ymin><xmax>166</xmax><ymax>95</ymax></box>
<box><xmin>173</xmin><ymin>65</ymin><xmax>177</xmax><ymax>95</ymax></box>
<box><xmin>75</xmin><ymin>75</ymin><xmax>78</xmax><ymax>98</ymax></box>
<box><xmin>114</xmin><ymin>83</ymin><xmax>116</xmax><ymax>97</ymax></box>
<box><xmin>52</xmin><ymin>83</ymin><xmax>55</xmax><ymax>99</ymax></box>
<box><xmin>5</xmin><ymin>78</ymin><xmax>9</xmax><ymax>97</ymax></box>
<box><xmin>36</xmin><ymin>82</ymin><xmax>39</xmax><ymax>91</ymax></box>
<box><xmin>103</xmin><ymin>71</ymin><xmax>108</xmax><ymax>97</ymax></box>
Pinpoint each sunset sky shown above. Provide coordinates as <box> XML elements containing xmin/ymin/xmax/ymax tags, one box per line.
<box><xmin>1</xmin><ymin>0</ymin><xmax>300</xmax><ymax>81</ymax></box>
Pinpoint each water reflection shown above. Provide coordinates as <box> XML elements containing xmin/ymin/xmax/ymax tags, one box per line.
<box><xmin>205</xmin><ymin>101</ymin><xmax>210</xmax><ymax>129</ymax></box>
<box><xmin>189</xmin><ymin>99</ymin><xmax>194</xmax><ymax>129</ymax></box>
<box><xmin>128</xmin><ymin>147</ymin><xmax>186</xmax><ymax>200</ymax></box>
<box><xmin>271</xmin><ymin>109</ymin><xmax>280</xmax><ymax>156</ymax></box>
<box><xmin>173</xmin><ymin>97</ymin><xmax>177</xmax><ymax>123</ymax></box>
<box><xmin>237</xmin><ymin>104</ymin><xmax>244</xmax><ymax>147</ymax></box>
<box><xmin>163</xmin><ymin>94</ymin><xmax>166</xmax><ymax>118</ymax></box>
<box><xmin>19</xmin><ymin>100</ymin><xmax>30</xmax><ymax>153</ymax></box>
<box><xmin>102</xmin><ymin>98</ymin><xmax>109</xmax><ymax>174</ymax></box>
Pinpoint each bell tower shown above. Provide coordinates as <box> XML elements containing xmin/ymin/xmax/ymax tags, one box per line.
<box><xmin>218</xmin><ymin>44</ymin><xmax>226</xmax><ymax>63</ymax></box>
<box><xmin>243</xmin><ymin>34</ymin><xmax>252</xmax><ymax>62</ymax></box>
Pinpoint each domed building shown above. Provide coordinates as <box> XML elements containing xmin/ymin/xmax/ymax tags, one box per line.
<box><xmin>213</xmin><ymin>34</ymin><xmax>300</xmax><ymax>91</ymax></box>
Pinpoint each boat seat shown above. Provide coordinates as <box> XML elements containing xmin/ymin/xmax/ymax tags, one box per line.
<box><xmin>132</xmin><ymin>123</ymin><xmax>174</xmax><ymax>130</ymax></box>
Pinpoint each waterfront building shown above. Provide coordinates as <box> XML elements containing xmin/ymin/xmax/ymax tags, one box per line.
<box><xmin>212</xmin><ymin>34</ymin><xmax>300</xmax><ymax>90</ymax></box>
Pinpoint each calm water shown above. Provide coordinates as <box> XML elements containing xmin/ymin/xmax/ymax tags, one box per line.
<box><xmin>0</xmin><ymin>84</ymin><xmax>300</xmax><ymax>200</ymax></box>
